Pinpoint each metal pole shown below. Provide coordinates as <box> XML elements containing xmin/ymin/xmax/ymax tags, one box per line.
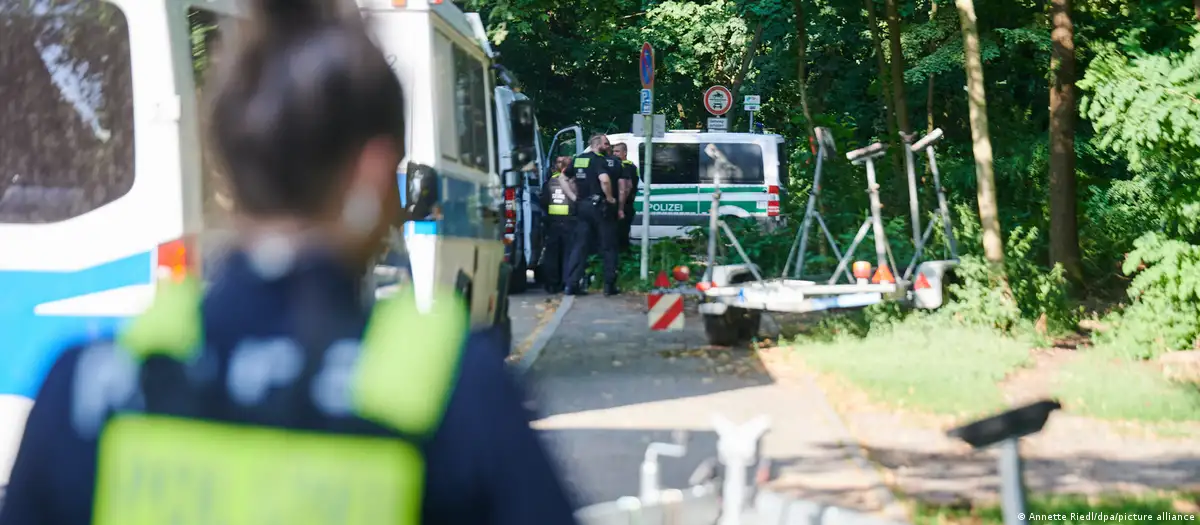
<box><xmin>704</xmin><ymin>150</ymin><xmax>721</xmax><ymax>283</ymax></box>
<box><xmin>999</xmin><ymin>438</ymin><xmax>1029</xmax><ymax>525</ymax></box>
<box><xmin>640</xmin><ymin>111</ymin><xmax>654</xmax><ymax>280</ymax></box>
<box><xmin>927</xmin><ymin>145</ymin><xmax>958</xmax><ymax>259</ymax></box>
<box><xmin>748</xmin><ymin>111</ymin><xmax>755</xmax><ymax>133</ymax></box>
<box><xmin>902</xmin><ymin>133</ymin><xmax>923</xmax><ymax>254</ymax></box>
<box><xmin>796</xmin><ymin>139</ymin><xmax>826</xmax><ymax>278</ymax></box>
<box><xmin>863</xmin><ymin>158</ymin><xmax>889</xmax><ymax>271</ymax></box>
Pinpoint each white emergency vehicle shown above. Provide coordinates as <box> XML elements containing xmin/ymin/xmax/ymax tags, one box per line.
<box><xmin>608</xmin><ymin>131</ymin><xmax>788</xmax><ymax>241</ymax></box>
<box><xmin>0</xmin><ymin>0</ymin><xmax>544</xmax><ymax>492</ymax></box>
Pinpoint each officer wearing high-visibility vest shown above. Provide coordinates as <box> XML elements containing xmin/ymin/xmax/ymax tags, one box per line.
<box><xmin>540</xmin><ymin>156</ymin><xmax>576</xmax><ymax>293</ymax></box>
<box><xmin>563</xmin><ymin>134</ymin><xmax>621</xmax><ymax>296</ymax></box>
<box><xmin>612</xmin><ymin>143</ymin><xmax>640</xmax><ymax>252</ymax></box>
<box><xmin>0</xmin><ymin>2</ymin><xmax>577</xmax><ymax>524</ymax></box>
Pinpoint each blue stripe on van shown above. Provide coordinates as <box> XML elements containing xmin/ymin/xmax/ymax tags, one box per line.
<box><xmin>0</xmin><ymin>251</ymin><xmax>152</xmax><ymax>399</ymax></box>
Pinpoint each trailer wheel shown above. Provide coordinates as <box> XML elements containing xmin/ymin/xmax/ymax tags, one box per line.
<box><xmin>704</xmin><ymin>310</ymin><xmax>740</xmax><ymax>346</ymax></box>
<box><xmin>703</xmin><ymin>307</ymin><xmax>760</xmax><ymax>347</ymax></box>
<box><xmin>736</xmin><ymin>309</ymin><xmax>762</xmax><ymax>341</ymax></box>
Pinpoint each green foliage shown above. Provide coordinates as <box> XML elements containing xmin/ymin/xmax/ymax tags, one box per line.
<box><xmin>1080</xmin><ymin>29</ymin><xmax>1200</xmax><ymax>239</ymax></box>
<box><xmin>1079</xmin><ymin>26</ymin><xmax>1200</xmax><ymax>358</ymax></box>
<box><xmin>794</xmin><ymin>322</ymin><xmax>1032</xmax><ymax>416</ymax></box>
<box><xmin>912</xmin><ymin>492</ymin><xmax>1200</xmax><ymax>525</ymax></box>
<box><xmin>1094</xmin><ymin>234</ymin><xmax>1200</xmax><ymax>359</ymax></box>
<box><xmin>935</xmin><ymin>206</ymin><xmax>1075</xmax><ymax>338</ymax></box>
<box><xmin>1055</xmin><ymin>352</ymin><xmax>1200</xmax><ymax>423</ymax></box>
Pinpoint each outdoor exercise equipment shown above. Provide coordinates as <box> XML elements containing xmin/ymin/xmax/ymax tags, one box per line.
<box><xmin>900</xmin><ymin>129</ymin><xmax>959</xmax><ymax>280</ymax></box>
<box><xmin>948</xmin><ymin>399</ymin><xmax>1062</xmax><ymax>525</ymax></box>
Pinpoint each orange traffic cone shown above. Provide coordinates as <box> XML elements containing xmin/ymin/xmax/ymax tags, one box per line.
<box><xmin>871</xmin><ymin>264</ymin><xmax>895</xmax><ymax>284</ymax></box>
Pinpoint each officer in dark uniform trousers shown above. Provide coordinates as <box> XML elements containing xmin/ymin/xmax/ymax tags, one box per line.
<box><xmin>540</xmin><ymin>156</ymin><xmax>576</xmax><ymax>293</ymax></box>
<box><xmin>563</xmin><ymin>134</ymin><xmax>621</xmax><ymax>296</ymax></box>
<box><xmin>0</xmin><ymin>2</ymin><xmax>577</xmax><ymax>524</ymax></box>
<box><xmin>612</xmin><ymin>143</ymin><xmax>640</xmax><ymax>252</ymax></box>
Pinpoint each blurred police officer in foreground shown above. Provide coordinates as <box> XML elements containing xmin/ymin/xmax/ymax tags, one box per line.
<box><xmin>612</xmin><ymin>143</ymin><xmax>639</xmax><ymax>252</ymax></box>
<box><xmin>540</xmin><ymin>156</ymin><xmax>576</xmax><ymax>293</ymax></box>
<box><xmin>563</xmin><ymin>134</ymin><xmax>620</xmax><ymax>296</ymax></box>
<box><xmin>0</xmin><ymin>1</ymin><xmax>577</xmax><ymax>524</ymax></box>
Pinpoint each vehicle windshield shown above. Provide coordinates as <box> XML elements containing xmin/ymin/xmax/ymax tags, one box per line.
<box><xmin>0</xmin><ymin>0</ymin><xmax>135</xmax><ymax>224</ymax></box>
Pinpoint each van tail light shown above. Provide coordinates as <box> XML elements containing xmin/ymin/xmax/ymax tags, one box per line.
<box><xmin>504</xmin><ymin>188</ymin><xmax>517</xmax><ymax>236</ymax></box>
<box><xmin>156</xmin><ymin>236</ymin><xmax>195</xmax><ymax>281</ymax></box>
<box><xmin>767</xmin><ymin>185</ymin><xmax>780</xmax><ymax>217</ymax></box>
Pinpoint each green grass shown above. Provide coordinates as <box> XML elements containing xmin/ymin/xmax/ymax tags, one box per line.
<box><xmin>911</xmin><ymin>493</ymin><xmax>1198</xmax><ymax>524</ymax></box>
<box><xmin>1054</xmin><ymin>352</ymin><xmax>1200</xmax><ymax>423</ymax></box>
<box><xmin>790</xmin><ymin>321</ymin><xmax>1033</xmax><ymax>416</ymax></box>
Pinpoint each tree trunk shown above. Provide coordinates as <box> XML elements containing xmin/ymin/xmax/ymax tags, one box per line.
<box><xmin>1195</xmin><ymin>0</ymin><xmax>1199</xmax><ymax>21</ymax></box>
<box><xmin>926</xmin><ymin>0</ymin><xmax>938</xmax><ymax>135</ymax></box>
<box><xmin>884</xmin><ymin>0</ymin><xmax>910</xmax><ymax>135</ymax></box>
<box><xmin>955</xmin><ymin>0</ymin><xmax>1004</xmax><ymax>266</ymax></box>
<box><xmin>1048</xmin><ymin>0</ymin><xmax>1082</xmax><ymax>283</ymax></box>
<box><xmin>792</xmin><ymin>0</ymin><xmax>815</xmax><ymax>141</ymax></box>
<box><xmin>865</xmin><ymin>0</ymin><xmax>905</xmax><ymax>176</ymax></box>
<box><xmin>729</xmin><ymin>22</ymin><xmax>764</xmax><ymax>131</ymax></box>
<box><xmin>925</xmin><ymin>1</ymin><xmax>938</xmax><ymax>177</ymax></box>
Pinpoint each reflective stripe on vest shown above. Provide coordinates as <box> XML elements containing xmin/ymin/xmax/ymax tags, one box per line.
<box><xmin>548</xmin><ymin>205</ymin><xmax>571</xmax><ymax>215</ymax></box>
<box><xmin>94</xmin><ymin>276</ymin><xmax>467</xmax><ymax>525</ymax></box>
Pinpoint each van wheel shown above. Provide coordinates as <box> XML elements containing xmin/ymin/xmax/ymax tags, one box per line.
<box><xmin>509</xmin><ymin>259</ymin><xmax>527</xmax><ymax>294</ymax></box>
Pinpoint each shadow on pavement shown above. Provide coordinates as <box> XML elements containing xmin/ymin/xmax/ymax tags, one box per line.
<box><xmin>525</xmin><ymin>295</ymin><xmax>778</xmax><ymax>419</ymax></box>
<box><xmin>539</xmin><ymin>427</ymin><xmax>892</xmax><ymax>513</ymax></box>
<box><xmin>540</xmin><ymin>428</ymin><xmax>1200</xmax><ymax>513</ymax></box>
<box><xmin>847</xmin><ymin>442</ymin><xmax>1200</xmax><ymax>504</ymax></box>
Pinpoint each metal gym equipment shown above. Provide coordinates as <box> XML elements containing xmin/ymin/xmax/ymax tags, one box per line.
<box><xmin>900</xmin><ymin>129</ymin><xmax>959</xmax><ymax>280</ymax></box>
<box><xmin>574</xmin><ymin>400</ymin><xmax>1061</xmax><ymax>525</ymax></box>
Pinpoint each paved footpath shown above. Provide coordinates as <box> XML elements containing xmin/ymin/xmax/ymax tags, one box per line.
<box><xmin>522</xmin><ymin>294</ymin><xmax>902</xmax><ymax>515</ymax></box>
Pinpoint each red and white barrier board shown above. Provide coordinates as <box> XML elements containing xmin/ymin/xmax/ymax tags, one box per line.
<box><xmin>648</xmin><ymin>293</ymin><xmax>684</xmax><ymax>332</ymax></box>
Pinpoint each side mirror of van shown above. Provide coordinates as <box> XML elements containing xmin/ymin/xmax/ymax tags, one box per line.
<box><xmin>511</xmin><ymin>100</ymin><xmax>537</xmax><ymax>150</ymax></box>
<box><xmin>406</xmin><ymin>162</ymin><xmax>440</xmax><ymax>220</ymax></box>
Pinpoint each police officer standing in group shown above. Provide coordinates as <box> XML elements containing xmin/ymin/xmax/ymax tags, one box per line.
<box><xmin>540</xmin><ymin>156</ymin><xmax>576</xmax><ymax>293</ymax></box>
<box><xmin>563</xmin><ymin>134</ymin><xmax>621</xmax><ymax>296</ymax></box>
<box><xmin>612</xmin><ymin>143</ymin><xmax>639</xmax><ymax>252</ymax></box>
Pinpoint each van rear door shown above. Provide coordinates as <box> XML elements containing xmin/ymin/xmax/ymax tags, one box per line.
<box><xmin>699</xmin><ymin>141</ymin><xmax>770</xmax><ymax>217</ymax></box>
<box><xmin>0</xmin><ymin>0</ymin><xmax>187</xmax><ymax>482</ymax></box>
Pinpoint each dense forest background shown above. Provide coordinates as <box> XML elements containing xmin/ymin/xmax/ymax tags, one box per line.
<box><xmin>463</xmin><ymin>0</ymin><xmax>1200</xmax><ymax>358</ymax></box>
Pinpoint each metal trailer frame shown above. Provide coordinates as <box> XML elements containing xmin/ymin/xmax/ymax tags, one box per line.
<box><xmin>695</xmin><ymin>127</ymin><xmax>959</xmax><ymax>336</ymax></box>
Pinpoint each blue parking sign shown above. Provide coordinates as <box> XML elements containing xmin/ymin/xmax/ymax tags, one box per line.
<box><xmin>640</xmin><ymin>89</ymin><xmax>653</xmax><ymax>115</ymax></box>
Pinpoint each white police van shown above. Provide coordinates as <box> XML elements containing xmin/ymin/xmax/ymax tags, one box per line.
<box><xmin>0</xmin><ymin>0</ymin><xmax>536</xmax><ymax>491</ymax></box>
<box><xmin>608</xmin><ymin>131</ymin><xmax>788</xmax><ymax>241</ymax></box>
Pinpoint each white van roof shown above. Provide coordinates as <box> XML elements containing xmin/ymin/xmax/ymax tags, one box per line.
<box><xmin>607</xmin><ymin>131</ymin><xmax>784</xmax><ymax>144</ymax></box>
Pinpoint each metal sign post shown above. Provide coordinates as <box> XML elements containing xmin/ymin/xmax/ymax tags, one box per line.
<box><xmin>639</xmin><ymin>42</ymin><xmax>655</xmax><ymax>281</ymax></box>
<box><xmin>743</xmin><ymin>95</ymin><xmax>760</xmax><ymax>133</ymax></box>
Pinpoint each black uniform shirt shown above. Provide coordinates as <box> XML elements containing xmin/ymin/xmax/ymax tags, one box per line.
<box><xmin>620</xmin><ymin>160</ymin><xmax>640</xmax><ymax>203</ymax></box>
<box><xmin>564</xmin><ymin>151</ymin><xmax>620</xmax><ymax>199</ymax></box>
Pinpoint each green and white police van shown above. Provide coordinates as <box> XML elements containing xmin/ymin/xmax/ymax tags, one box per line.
<box><xmin>607</xmin><ymin>131</ymin><xmax>788</xmax><ymax>241</ymax></box>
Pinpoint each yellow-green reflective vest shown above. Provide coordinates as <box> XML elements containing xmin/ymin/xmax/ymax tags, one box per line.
<box><xmin>93</xmin><ymin>276</ymin><xmax>466</xmax><ymax>525</ymax></box>
<box><xmin>546</xmin><ymin>172</ymin><xmax>575</xmax><ymax>216</ymax></box>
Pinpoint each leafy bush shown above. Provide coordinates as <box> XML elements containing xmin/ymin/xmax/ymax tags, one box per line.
<box><xmin>1078</xmin><ymin>26</ymin><xmax>1200</xmax><ymax>358</ymax></box>
<box><xmin>1093</xmin><ymin>234</ymin><xmax>1200</xmax><ymax>359</ymax></box>
<box><xmin>935</xmin><ymin>205</ymin><xmax>1076</xmax><ymax>338</ymax></box>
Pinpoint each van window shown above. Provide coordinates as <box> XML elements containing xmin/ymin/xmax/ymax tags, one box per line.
<box><xmin>0</xmin><ymin>0</ymin><xmax>135</xmax><ymax>224</ymax></box>
<box><xmin>452</xmin><ymin>45</ymin><xmax>489</xmax><ymax>172</ymax></box>
<box><xmin>638</xmin><ymin>143</ymin><xmax>699</xmax><ymax>185</ymax></box>
<box><xmin>189</xmin><ymin>7</ymin><xmax>235</xmax><ymax>227</ymax></box>
<box><xmin>700</xmin><ymin>143</ymin><xmax>764</xmax><ymax>184</ymax></box>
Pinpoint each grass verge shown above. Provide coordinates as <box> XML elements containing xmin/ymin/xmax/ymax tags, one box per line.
<box><xmin>1054</xmin><ymin>352</ymin><xmax>1200</xmax><ymax>423</ymax></box>
<box><xmin>910</xmin><ymin>492</ymin><xmax>1198</xmax><ymax>524</ymax></box>
<box><xmin>790</xmin><ymin>320</ymin><xmax>1032</xmax><ymax>417</ymax></box>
